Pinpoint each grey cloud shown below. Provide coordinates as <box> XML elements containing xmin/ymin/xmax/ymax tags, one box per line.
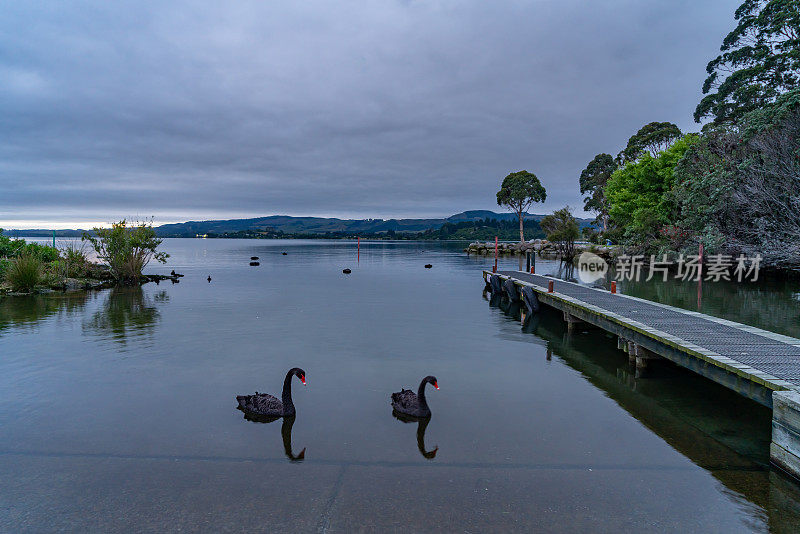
<box><xmin>0</xmin><ymin>0</ymin><xmax>740</xmax><ymax>226</ymax></box>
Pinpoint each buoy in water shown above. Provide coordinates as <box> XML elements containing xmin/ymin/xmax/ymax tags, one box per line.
<box><xmin>424</xmin><ymin>264</ymin><xmax>433</xmax><ymax>268</ymax></box>
<box><xmin>207</xmin><ymin>275</ymin><xmax>212</xmax><ymax>282</ymax></box>
<box><xmin>250</xmin><ymin>261</ymin><xmax>260</xmax><ymax>266</ymax></box>
<box><xmin>343</xmin><ymin>268</ymin><xmax>352</xmax><ymax>274</ymax></box>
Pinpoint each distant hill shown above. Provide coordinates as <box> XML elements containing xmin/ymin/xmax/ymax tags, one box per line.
<box><xmin>4</xmin><ymin>210</ymin><xmax>593</xmax><ymax>238</ymax></box>
<box><xmin>152</xmin><ymin>210</ymin><xmax>579</xmax><ymax>237</ymax></box>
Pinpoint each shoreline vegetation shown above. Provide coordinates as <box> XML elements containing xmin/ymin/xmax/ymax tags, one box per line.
<box><xmin>483</xmin><ymin>2</ymin><xmax>800</xmax><ymax>276</ymax></box>
<box><xmin>0</xmin><ymin>220</ymin><xmax>174</xmax><ymax>297</ymax></box>
<box><xmin>569</xmin><ymin>1</ymin><xmax>800</xmax><ymax>273</ymax></box>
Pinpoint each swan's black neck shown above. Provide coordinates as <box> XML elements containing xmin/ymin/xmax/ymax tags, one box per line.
<box><xmin>282</xmin><ymin>370</ymin><xmax>296</xmax><ymax>416</ymax></box>
<box><xmin>417</xmin><ymin>378</ymin><xmax>431</xmax><ymax>411</ymax></box>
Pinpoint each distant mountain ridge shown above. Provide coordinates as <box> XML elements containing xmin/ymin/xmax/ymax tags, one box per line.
<box><xmin>152</xmin><ymin>210</ymin><xmax>567</xmax><ymax>236</ymax></box>
<box><xmin>4</xmin><ymin>210</ymin><xmax>593</xmax><ymax>237</ymax></box>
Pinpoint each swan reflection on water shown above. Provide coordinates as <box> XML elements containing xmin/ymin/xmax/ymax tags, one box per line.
<box><xmin>239</xmin><ymin>412</ymin><xmax>306</xmax><ymax>462</ymax></box>
<box><xmin>392</xmin><ymin>411</ymin><xmax>439</xmax><ymax>460</ymax></box>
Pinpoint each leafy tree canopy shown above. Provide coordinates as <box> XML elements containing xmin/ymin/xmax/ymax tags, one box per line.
<box><xmin>695</xmin><ymin>0</ymin><xmax>800</xmax><ymax>123</ymax></box>
<box><xmin>606</xmin><ymin>135</ymin><xmax>698</xmax><ymax>240</ymax></box>
<box><xmin>579</xmin><ymin>153</ymin><xmax>617</xmax><ymax>231</ymax></box>
<box><xmin>619</xmin><ymin>122</ymin><xmax>682</xmax><ymax>163</ymax></box>
<box><xmin>496</xmin><ymin>170</ymin><xmax>547</xmax><ymax>242</ymax></box>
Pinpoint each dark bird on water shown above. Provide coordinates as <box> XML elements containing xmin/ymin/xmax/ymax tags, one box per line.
<box><xmin>207</xmin><ymin>275</ymin><xmax>212</xmax><ymax>282</ymax></box>
<box><xmin>251</xmin><ymin>256</ymin><xmax>259</xmax><ymax>260</ymax></box>
<box><xmin>236</xmin><ymin>368</ymin><xmax>306</xmax><ymax>418</ymax></box>
<box><xmin>170</xmin><ymin>270</ymin><xmax>184</xmax><ymax>277</ymax></box>
<box><xmin>424</xmin><ymin>264</ymin><xmax>432</xmax><ymax>268</ymax></box>
<box><xmin>391</xmin><ymin>376</ymin><xmax>438</xmax><ymax>418</ymax></box>
<box><xmin>250</xmin><ymin>261</ymin><xmax>260</xmax><ymax>266</ymax></box>
<box><xmin>343</xmin><ymin>268</ymin><xmax>351</xmax><ymax>274</ymax></box>
<box><xmin>282</xmin><ymin>252</ymin><xmax>288</xmax><ymax>255</ymax></box>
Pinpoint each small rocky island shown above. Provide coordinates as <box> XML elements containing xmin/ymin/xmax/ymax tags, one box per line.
<box><xmin>465</xmin><ymin>239</ymin><xmax>616</xmax><ymax>260</ymax></box>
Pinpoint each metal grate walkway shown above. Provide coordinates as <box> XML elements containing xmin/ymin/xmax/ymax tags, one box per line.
<box><xmin>495</xmin><ymin>271</ymin><xmax>800</xmax><ymax>387</ymax></box>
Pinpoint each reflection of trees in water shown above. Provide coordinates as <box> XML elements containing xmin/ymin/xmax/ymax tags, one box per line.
<box><xmin>0</xmin><ymin>292</ymin><xmax>92</xmax><ymax>336</ymax></box>
<box><xmin>84</xmin><ymin>287</ymin><xmax>168</xmax><ymax>343</ymax></box>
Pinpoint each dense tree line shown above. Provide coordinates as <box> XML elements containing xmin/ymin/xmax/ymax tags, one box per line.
<box><xmin>204</xmin><ymin>218</ymin><xmax>546</xmax><ymax>241</ymax></box>
<box><xmin>579</xmin><ymin>0</ymin><xmax>799</xmax><ymax>269</ymax></box>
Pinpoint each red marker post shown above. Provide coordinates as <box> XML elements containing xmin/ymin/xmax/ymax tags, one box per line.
<box><xmin>493</xmin><ymin>236</ymin><xmax>498</xmax><ymax>273</ymax></box>
<box><xmin>697</xmin><ymin>243</ymin><xmax>704</xmax><ymax>310</ymax></box>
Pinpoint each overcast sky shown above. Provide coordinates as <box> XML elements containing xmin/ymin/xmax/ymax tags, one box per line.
<box><xmin>1</xmin><ymin>0</ymin><xmax>739</xmax><ymax>228</ymax></box>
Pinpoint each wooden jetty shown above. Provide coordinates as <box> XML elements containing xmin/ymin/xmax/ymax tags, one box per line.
<box><xmin>483</xmin><ymin>269</ymin><xmax>800</xmax><ymax>481</ymax></box>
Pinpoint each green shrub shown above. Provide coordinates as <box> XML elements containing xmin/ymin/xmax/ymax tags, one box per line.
<box><xmin>6</xmin><ymin>254</ymin><xmax>42</xmax><ymax>291</ymax></box>
<box><xmin>60</xmin><ymin>241</ymin><xmax>90</xmax><ymax>277</ymax></box>
<box><xmin>83</xmin><ymin>220</ymin><xmax>169</xmax><ymax>282</ymax></box>
<box><xmin>0</xmin><ymin>230</ymin><xmax>58</xmax><ymax>261</ymax></box>
<box><xmin>27</xmin><ymin>243</ymin><xmax>59</xmax><ymax>262</ymax></box>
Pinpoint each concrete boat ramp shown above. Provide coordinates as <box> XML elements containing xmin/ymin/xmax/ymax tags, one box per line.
<box><xmin>483</xmin><ymin>269</ymin><xmax>800</xmax><ymax>481</ymax></box>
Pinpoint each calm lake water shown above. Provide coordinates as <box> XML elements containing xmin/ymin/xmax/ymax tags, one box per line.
<box><xmin>2</xmin><ymin>239</ymin><xmax>800</xmax><ymax>532</ymax></box>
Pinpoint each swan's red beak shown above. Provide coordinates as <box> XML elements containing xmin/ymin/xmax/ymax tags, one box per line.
<box><xmin>433</xmin><ymin>381</ymin><xmax>439</xmax><ymax>390</ymax></box>
<box><xmin>300</xmin><ymin>375</ymin><xmax>306</xmax><ymax>385</ymax></box>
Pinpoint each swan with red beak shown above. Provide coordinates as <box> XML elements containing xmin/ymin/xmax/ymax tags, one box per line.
<box><xmin>236</xmin><ymin>367</ymin><xmax>306</xmax><ymax>418</ymax></box>
<box><xmin>391</xmin><ymin>375</ymin><xmax>439</xmax><ymax>418</ymax></box>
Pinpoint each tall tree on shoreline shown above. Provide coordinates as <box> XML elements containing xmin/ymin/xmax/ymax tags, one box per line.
<box><xmin>695</xmin><ymin>0</ymin><xmax>800</xmax><ymax>123</ymax></box>
<box><xmin>579</xmin><ymin>153</ymin><xmax>617</xmax><ymax>232</ymax></box>
<box><xmin>496</xmin><ymin>170</ymin><xmax>547</xmax><ymax>243</ymax></box>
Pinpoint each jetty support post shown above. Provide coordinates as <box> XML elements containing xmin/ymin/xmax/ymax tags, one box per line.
<box><xmin>771</xmin><ymin>390</ymin><xmax>800</xmax><ymax>481</ymax></box>
<box><xmin>634</xmin><ymin>344</ymin><xmax>662</xmax><ymax>371</ymax></box>
<box><xmin>563</xmin><ymin>311</ymin><xmax>584</xmax><ymax>332</ymax></box>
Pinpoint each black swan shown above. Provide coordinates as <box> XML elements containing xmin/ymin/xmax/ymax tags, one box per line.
<box><xmin>236</xmin><ymin>368</ymin><xmax>306</xmax><ymax>418</ymax></box>
<box><xmin>392</xmin><ymin>410</ymin><xmax>438</xmax><ymax>459</ymax></box>
<box><xmin>391</xmin><ymin>375</ymin><xmax>438</xmax><ymax>418</ymax></box>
